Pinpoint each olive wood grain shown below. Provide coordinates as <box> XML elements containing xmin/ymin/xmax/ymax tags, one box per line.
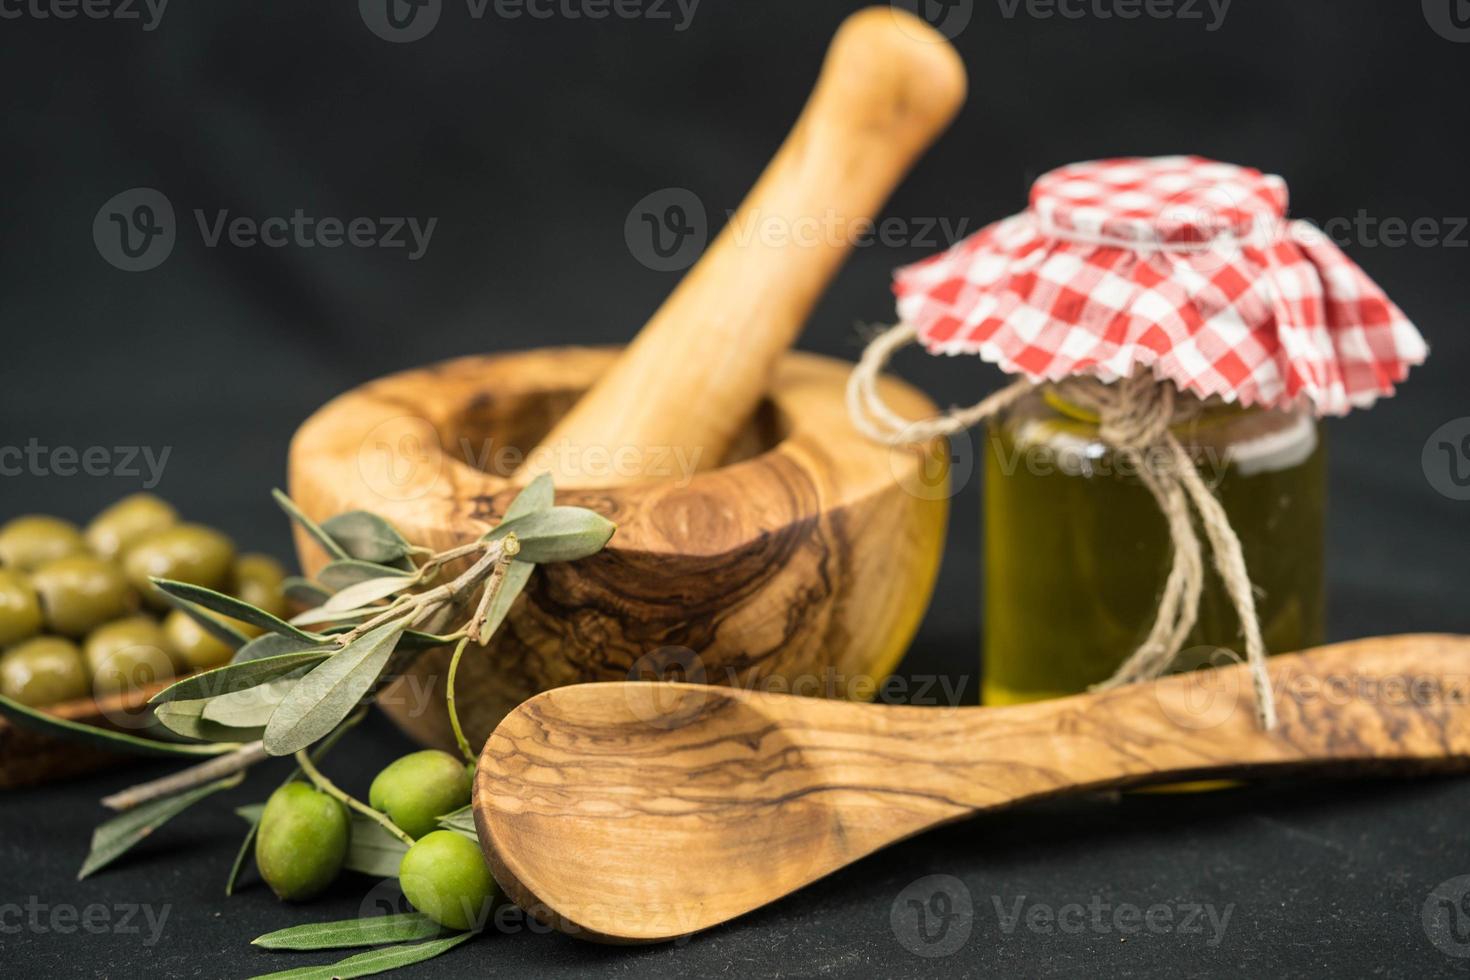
<box><xmin>516</xmin><ymin>7</ymin><xmax>967</xmax><ymax>486</ymax></box>
<box><xmin>476</xmin><ymin>634</ymin><xmax>1470</xmax><ymax>943</ymax></box>
<box><xmin>288</xmin><ymin>347</ymin><xmax>949</xmax><ymax>752</ymax></box>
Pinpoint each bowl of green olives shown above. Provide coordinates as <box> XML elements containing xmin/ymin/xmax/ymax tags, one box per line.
<box><xmin>0</xmin><ymin>494</ymin><xmax>289</xmax><ymax>789</ymax></box>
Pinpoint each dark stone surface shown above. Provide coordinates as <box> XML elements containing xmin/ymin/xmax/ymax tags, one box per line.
<box><xmin>6</xmin><ymin>702</ymin><xmax>1470</xmax><ymax>977</ymax></box>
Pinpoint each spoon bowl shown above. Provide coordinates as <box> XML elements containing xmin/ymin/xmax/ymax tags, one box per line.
<box><xmin>474</xmin><ymin>683</ymin><xmax>838</xmax><ymax>942</ymax></box>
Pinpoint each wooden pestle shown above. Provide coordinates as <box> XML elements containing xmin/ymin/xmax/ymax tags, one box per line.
<box><xmin>515</xmin><ymin>8</ymin><xmax>967</xmax><ymax>486</ymax></box>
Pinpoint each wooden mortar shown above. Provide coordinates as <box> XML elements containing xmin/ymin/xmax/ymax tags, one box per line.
<box><xmin>290</xmin><ymin>349</ymin><xmax>946</xmax><ymax>749</ymax></box>
<box><xmin>288</xmin><ymin>8</ymin><xmax>965</xmax><ymax>750</ymax></box>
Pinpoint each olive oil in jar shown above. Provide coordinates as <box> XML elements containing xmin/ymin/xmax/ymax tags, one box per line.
<box><xmin>982</xmin><ymin>387</ymin><xmax>1326</xmax><ymax>706</ymax></box>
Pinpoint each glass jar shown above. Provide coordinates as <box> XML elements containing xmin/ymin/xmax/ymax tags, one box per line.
<box><xmin>982</xmin><ymin>386</ymin><xmax>1326</xmax><ymax>706</ymax></box>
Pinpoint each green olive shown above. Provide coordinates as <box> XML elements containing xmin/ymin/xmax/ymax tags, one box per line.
<box><xmin>0</xmin><ymin>569</ymin><xmax>43</xmax><ymax>647</ymax></box>
<box><xmin>0</xmin><ymin>637</ymin><xmax>88</xmax><ymax>707</ymax></box>
<box><xmin>85</xmin><ymin>493</ymin><xmax>178</xmax><ymax>561</ymax></box>
<box><xmin>231</xmin><ymin>553</ymin><xmax>288</xmax><ymax>620</ymax></box>
<box><xmin>399</xmin><ymin>830</ymin><xmax>496</xmax><ymax>930</ymax></box>
<box><xmin>161</xmin><ymin>609</ymin><xmax>235</xmax><ymax>671</ymax></box>
<box><xmin>256</xmin><ymin>782</ymin><xmax>350</xmax><ymax>902</ymax></box>
<box><xmin>369</xmin><ymin>750</ymin><xmax>473</xmax><ymax>840</ymax></box>
<box><xmin>84</xmin><ymin>616</ymin><xmax>173</xmax><ymax>696</ymax></box>
<box><xmin>0</xmin><ymin>515</ymin><xmax>87</xmax><ymax>572</ymax></box>
<box><xmin>31</xmin><ymin>556</ymin><xmax>131</xmax><ymax>636</ymax></box>
<box><xmin>123</xmin><ymin>524</ymin><xmax>235</xmax><ymax>607</ymax></box>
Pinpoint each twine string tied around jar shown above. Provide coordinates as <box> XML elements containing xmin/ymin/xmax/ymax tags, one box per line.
<box><xmin>847</xmin><ymin>321</ymin><xmax>1278</xmax><ymax>730</ymax></box>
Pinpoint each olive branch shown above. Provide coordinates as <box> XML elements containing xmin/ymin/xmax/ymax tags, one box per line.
<box><xmin>0</xmin><ymin>475</ymin><xmax>614</xmax><ymax>978</ymax></box>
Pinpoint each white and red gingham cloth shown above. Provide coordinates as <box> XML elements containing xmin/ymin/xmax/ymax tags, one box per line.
<box><xmin>894</xmin><ymin>156</ymin><xmax>1427</xmax><ymax>415</ymax></box>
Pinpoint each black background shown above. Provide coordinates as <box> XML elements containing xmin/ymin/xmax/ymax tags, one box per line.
<box><xmin>2</xmin><ymin>1</ymin><xmax>1469</xmax><ymax>977</ymax></box>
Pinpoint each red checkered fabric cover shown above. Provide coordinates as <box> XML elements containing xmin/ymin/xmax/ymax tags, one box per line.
<box><xmin>894</xmin><ymin>156</ymin><xmax>1427</xmax><ymax>415</ymax></box>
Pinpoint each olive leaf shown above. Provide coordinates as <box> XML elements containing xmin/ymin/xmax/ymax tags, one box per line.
<box><xmin>263</xmin><ymin>619</ymin><xmax>408</xmax><ymax>756</ymax></box>
<box><xmin>504</xmin><ymin>472</ymin><xmax>555</xmax><ymax>522</ymax></box>
<box><xmin>436</xmin><ymin>805</ymin><xmax>479</xmax><ymax>843</ymax></box>
<box><xmin>157</xmin><ymin>590</ymin><xmax>251</xmax><ymax>650</ymax></box>
<box><xmin>203</xmin><ymin>679</ymin><xmax>294</xmax><ymax>728</ymax></box>
<box><xmin>323</xmin><ymin>574</ymin><xmax>417</xmax><ymax>613</ymax></box>
<box><xmin>235</xmin><ymin>803</ymin><xmax>266</xmax><ymax>824</ymax></box>
<box><xmin>281</xmin><ymin>576</ymin><xmax>330</xmax><ymax>609</ymax></box>
<box><xmin>489</xmin><ymin>506</ymin><xmax>616</xmax><ymax>563</ymax></box>
<box><xmin>466</xmin><ymin>475</ymin><xmax>557</xmax><ymax>645</ymax></box>
<box><xmin>153</xmin><ymin>578</ymin><xmax>321</xmax><ymax>644</ymax></box>
<box><xmin>344</xmin><ymin>813</ymin><xmax>411</xmax><ymax>878</ymax></box>
<box><xmin>0</xmin><ymin>690</ymin><xmax>239</xmax><ymax>757</ymax></box>
<box><xmin>232</xmin><ymin>632</ymin><xmax>328</xmax><ymax>665</ymax></box>
<box><xmin>227</xmin><ymin>806</ymin><xmax>265</xmax><ymax>896</ymax></box>
<box><xmin>150</xmin><ymin>650</ymin><xmax>332</xmax><ymax>705</ymax></box>
<box><xmin>273</xmin><ymin>489</ymin><xmax>350</xmax><ymax>561</ymax></box>
<box><xmin>79</xmin><ymin>773</ymin><xmax>244</xmax><ymax>879</ymax></box>
<box><xmin>290</xmin><ymin>605</ymin><xmax>374</xmax><ymax>628</ymax></box>
<box><xmin>150</xmin><ymin>700</ymin><xmax>205</xmax><ymax>739</ymax></box>
<box><xmin>476</xmin><ymin>474</ymin><xmax>557</xmax><ymax>543</ymax></box>
<box><xmin>153</xmin><ymin>699</ymin><xmax>267</xmax><ymax>743</ymax></box>
<box><xmin>318</xmin><ymin>559</ymin><xmax>416</xmax><ymax>592</ymax></box>
<box><xmin>251</xmin><ymin>912</ymin><xmax>442</xmax><ymax>951</ymax></box>
<box><xmin>212</xmin><ymin>641</ymin><xmax>332</xmax><ymax>725</ymax></box>
<box><xmin>321</xmin><ymin>511</ymin><xmax>414</xmax><ymax>566</ymax></box>
<box><xmin>479</xmin><ymin>560</ymin><xmax>533</xmax><ymax>643</ymax></box>
<box><xmin>246</xmin><ymin>932</ymin><xmax>475</xmax><ymax>980</ymax></box>
<box><xmin>396</xmin><ymin>629</ymin><xmax>459</xmax><ymax>652</ymax></box>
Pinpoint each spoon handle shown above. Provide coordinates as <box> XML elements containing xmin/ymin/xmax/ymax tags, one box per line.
<box><xmin>796</xmin><ymin>635</ymin><xmax>1470</xmax><ymax>825</ymax></box>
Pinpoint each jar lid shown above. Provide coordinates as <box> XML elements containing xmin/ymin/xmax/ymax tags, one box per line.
<box><xmin>1030</xmin><ymin>156</ymin><xmax>1287</xmax><ymax>247</ymax></box>
<box><xmin>894</xmin><ymin>156</ymin><xmax>1427</xmax><ymax>415</ymax></box>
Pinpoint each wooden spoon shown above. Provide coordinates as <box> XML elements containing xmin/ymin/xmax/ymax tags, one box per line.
<box><xmin>514</xmin><ymin>7</ymin><xmax>967</xmax><ymax>486</ymax></box>
<box><xmin>475</xmin><ymin>634</ymin><xmax>1470</xmax><ymax>942</ymax></box>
